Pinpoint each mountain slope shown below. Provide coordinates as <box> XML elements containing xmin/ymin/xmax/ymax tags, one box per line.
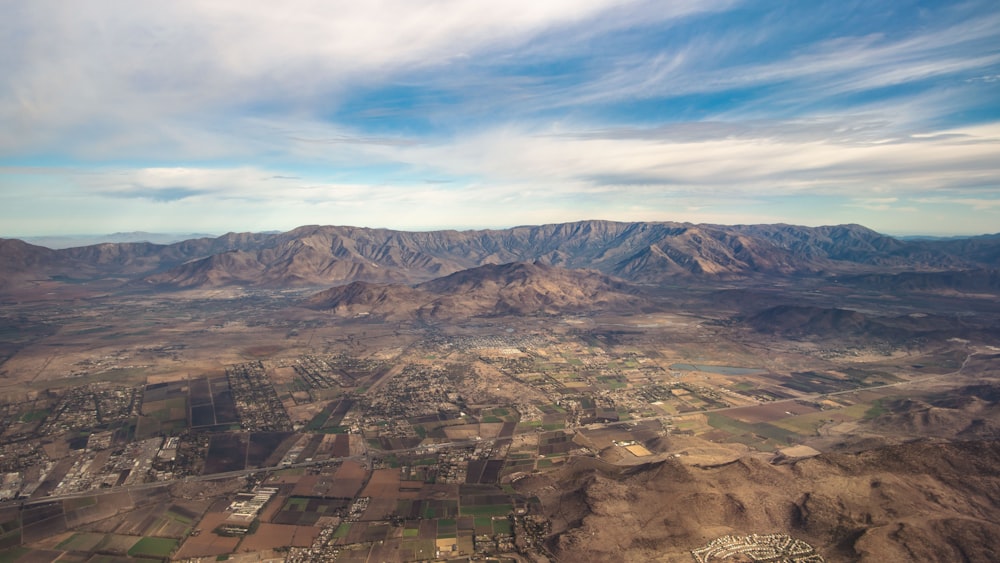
<box><xmin>527</xmin><ymin>440</ymin><xmax>1000</xmax><ymax>562</ymax></box>
<box><xmin>0</xmin><ymin>238</ymin><xmax>99</xmax><ymax>288</ymax></box>
<box><xmin>836</xmin><ymin>269</ymin><xmax>1000</xmax><ymax>293</ymax></box>
<box><xmin>743</xmin><ymin>304</ymin><xmax>978</xmax><ymax>341</ymax></box>
<box><xmin>4</xmin><ymin>221</ymin><xmax>999</xmax><ymax>290</ymax></box>
<box><xmin>136</xmin><ymin>222</ymin><xmax>1000</xmax><ymax>288</ymax></box>
<box><xmin>306</xmin><ymin>261</ymin><xmax>644</xmax><ymax>320</ymax></box>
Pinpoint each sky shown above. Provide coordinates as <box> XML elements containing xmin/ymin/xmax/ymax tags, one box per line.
<box><xmin>2</xmin><ymin>0</ymin><xmax>999</xmax><ymax>237</ymax></box>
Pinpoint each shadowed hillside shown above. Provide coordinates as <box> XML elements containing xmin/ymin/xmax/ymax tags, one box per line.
<box><xmin>4</xmin><ymin>221</ymin><xmax>999</xmax><ymax>290</ymax></box>
<box><xmin>306</xmin><ymin>261</ymin><xmax>645</xmax><ymax>320</ymax></box>
<box><xmin>527</xmin><ymin>440</ymin><xmax>1000</xmax><ymax>562</ymax></box>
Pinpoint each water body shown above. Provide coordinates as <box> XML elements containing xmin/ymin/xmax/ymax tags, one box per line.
<box><xmin>669</xmin><ymin>363</ymin><xmax>766</xmax><ymax>376</ymax></box>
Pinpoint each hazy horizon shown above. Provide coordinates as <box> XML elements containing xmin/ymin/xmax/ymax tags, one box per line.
<box><xmin>6</xmin><ymin>219</ymin><xmax>998</xmax><ymax>249</ymax></box>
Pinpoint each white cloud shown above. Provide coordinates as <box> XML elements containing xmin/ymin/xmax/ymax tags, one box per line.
<box><xmin>2</xmin><ymin>1</ymin><xmax>998</xmax><ymax>236</ymax></box>
<box><xmin>384</xmin><ymin>120</ymin><xmax>1000</xmax><ymax>200</ymax></box>
<box><xmin>0</xmin><ymin>0</ymin><xmax>732</xmax><ymax>155</ymax></box>
<box><xmin>6</xmin><ymin>117</ymin><xmax>989</xmax><ymax>230</ymax></box>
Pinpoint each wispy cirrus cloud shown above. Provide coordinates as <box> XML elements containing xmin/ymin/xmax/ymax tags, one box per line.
<box><xmin>1</xmin><ymin>0</ymin><xmax>999</xmax><ymax>236</ymax></box>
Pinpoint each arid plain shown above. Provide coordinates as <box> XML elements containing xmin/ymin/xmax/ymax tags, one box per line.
<box><xmin>0</xmin><ymin>221</ymin><xmax>999</xmax><ymax>562</ymax></box>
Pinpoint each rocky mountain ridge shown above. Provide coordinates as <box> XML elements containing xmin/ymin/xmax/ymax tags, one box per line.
<box><xmin>2</xmin><ymin>220</ymin><xmax>997</xmax><ymax>291</ymax></box>
<box><xmin>526</xmin><ymin>439</ymin><xmax>1000</xmax><ymax>562</ymax></box>
<box><xmin>305</xmin><ymin>261</ymin><xmax>645</xmax><ymax>320</ymax></box>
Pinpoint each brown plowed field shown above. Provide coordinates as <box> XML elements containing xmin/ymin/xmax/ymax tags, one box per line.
<box><xmin>236</xmin><ymin>523</ymin><xmax>319</xmax><ymax>552</ymax></box>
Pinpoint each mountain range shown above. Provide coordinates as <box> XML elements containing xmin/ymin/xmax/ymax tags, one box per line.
<box><xmin>3</xmin><ymin>221</ymin><xmax>998</xmax><ymax>294</ymax></box>
<box><xmin>305</xmin><ymin>261</ymin><xmax>645</xmax><ymax>320</ymax></box>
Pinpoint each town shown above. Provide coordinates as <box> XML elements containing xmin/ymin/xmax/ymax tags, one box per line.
<box><xmin>0</xmin><ymin>302</ymin><xmax>939</xmax><ymax>562</ymax></box>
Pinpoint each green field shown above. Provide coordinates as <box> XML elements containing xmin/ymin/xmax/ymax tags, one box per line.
<box><xmin>0</xmin><ymin>531</ymin><xmax>18</xmax><ymax>551</ymax></box>
<box><xmin>332</xmin><ymin>523</ymin><xmax>352</xmax><ymax>538</ymax></box>
<box><xmin>474</xmin><ymin>516</ymin><xmax>493</xmax><ymax>528</ymax></box>
<box><xmin>127</xmin><ymin>537</ymin><xmax>178</xmax><ymax>558</ymax></box>
<box><xmin>459</xmin><ymin>504</ymin><xmax>513</xmax><ymax>517</ymax></box>
<box><xmin>493</xmin><ymin>518</ymin><xmax>513</xmax><ymax>535</ymax></box>
<box><xmin>0</xmin><ymin>547</ymin><xmax>28</xmax><ymax>563</ymax></box>
<box><xmin>18</xmin><ymin>409</ymin><xmax>49</xmax><ymax>423</ymax></box>
<box><xmin>63</xmin><ymin>496</ymin><xmax>97</xmax><ymax>511</ymax></box>
<box><xmin>283</xmin><ymin>497</ymin><xmax>309</xmax><ymax>511</ymax></box>
<box><xmin>57</xmin><ymin>532</ymin><xmax>105</xmax><ymax>551</ymax></box>
<box><xmin>863</xmin><ymin>399</ymin><xmax>888</xmax><ymax>419</ymax></box>
<box><xmin>706</xmin><ymin>413</ymin><xmax>800</xmax><ymax>451</ymax></box>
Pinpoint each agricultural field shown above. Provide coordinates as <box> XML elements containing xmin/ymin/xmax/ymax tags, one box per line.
<box><xmin>0</xmin><ymin>268</ymin><xmax>994</xmax><ymax>562</ymax></box>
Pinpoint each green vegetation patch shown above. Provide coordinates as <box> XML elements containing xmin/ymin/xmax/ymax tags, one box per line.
<box><xmin>403</xmin><ymin>528</ymin><xmax>419</xmax><ymax>538</ymax></box>
<box><xmin>0</xmin><ymin>531</ymin><xmax>18</xmax><ymax>552</ymax></box>
<box><xmin>57</xmin><ymin>532</ymin><xmax>105</xmax><ymax>551</ymax></box>
<box><xmin>304</xmin><ymin>409</ymin><xmax>331</xmax><ymax>431</ymax></box>
<box><xmin>166</xmin><ymin>508</ymin><xmax>194</xmax><ymax>526</ymax></box>
<box><xmin>516</xmin><ymin>421</ymin><xmax>542</xmax><ymax>432</ymax></box>
<box><xmin>18</xmin><ymin>409</ymin><xmax>49</xmax><ymax>423</ymax></box>
<box><xmin>596</xmin><ymin>376</ymin><xmax>627</xmax><ymax>389</ymax></box>
<box><xmin>538</xmin><ymin>404</ymin><xmax>566</xmax><ymax>414</ymax></box>
<box><xmin>772</xmin><ymin>403</ymin><xmax>869</xmax><ymax>434</ymax></box>
<box><xmin>283</xmin><ymin>497</ymin><xmax>309</xmax><ymax>511</ymax></box>
<box><xmin>706</xmin><ymin>413</ymin><xmax>800</xmax><ymax>450</ymax></box>
<box><xmin>437</xmin><ymin>518</ymin><xmax>457</xmax><ymax>537</ymax></box>
<box><xmin>770</xmin><ymin>412</ymin><xmax>831</xmax><ymax>435</ymax></box>
<box><xmin>864</xmin><ymin>399</ymin><xmax>888</xmax><ymax>420</ymax></box>
<box><xmin>474</xmin><ymin>516</ymin><xmax>493</xmax><ymax>528</ymax></box>
<box><xmin>63</xmin><ymin>496</ymin><xmax>97</xmax><ymax>512</ymax></box>
<box><xmin>0</xmin><ymin>547</ymin><xmax>29</xmax><ymax>563</ymax></box>
<box><xmin>493</xmin><ymin>518</ymin><xmax>513</xmax><ymax>535</ymax></box>
<box><xmin>127</xmin><ymin>537</ymin><xmax>178</xmax><ymax>558</ymax></box>
<box><xmin>459</xmin><ymin>504</ymin><xmax>513</xmax><ymax>517</ymax></box>
<box><xmin>332</xmin><ymin>523</ymin><xmax>352</xmax><ymax>539</ymax></box>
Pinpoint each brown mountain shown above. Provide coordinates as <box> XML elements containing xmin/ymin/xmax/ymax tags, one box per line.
<box><xmin>836</xmin><ymin>269</ymin><xmax>1000</xmax><ymax>293</ymax></box>
<box><xmin>747</xmin><ymin>305</ymin><xmax>875</xmax><ymax>337</ymax></box>
<box><xmin>743</xmin><ymin>304</ymin><xmax>982</xmax><ymax>342</ymax></box>
<box><xmin>4</xmin><ymin>221</ymin><xmax>999</xmax><ymax>290</ymax></box>
<box><xmin>0</xmin><ymin>238</ymin><xmax>100</xmax><ymax>289</ymax></box>
<box><xmin>871</xmin><ymin>384</ymin><xmax>1000</xmax><ymax>440</ymax></box>
<box><xmin>526</xmin><ymin>440</ymin><xmax>1000</xmax><ymax>562</ymax></box>
<box><xmin>126</xmin><ymin>222</ymin><xmax>1000</xmax><ymax>288</ymax></box>
<box><xmin>306</xmin><ymin>261</ymin><xmax>644</xmax><ymax>320</ymax></box>
<box><xmin>0</xmin><ymin>238</ymin><xmax>60</xmax><ymax>273</ymax></box>
<box><xmin>304</xmin><ymin>281</ymin><xmax>427</xmax><ymax>320</ymax></box>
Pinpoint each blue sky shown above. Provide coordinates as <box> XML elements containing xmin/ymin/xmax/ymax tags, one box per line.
<box><xmin>2</xmin><ymin>0</ymin><xmax>999</xmax><ymax>236</ymax></box>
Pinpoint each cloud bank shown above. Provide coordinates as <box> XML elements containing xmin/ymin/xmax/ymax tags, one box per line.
<box><xmin>1</xmin><ymin>0</ymin><xmax>998</xmax><ymax>235</ymax></box>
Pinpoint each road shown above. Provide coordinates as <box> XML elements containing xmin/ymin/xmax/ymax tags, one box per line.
<box><xmin>8</xmin><ymin>351</ymin><xmax>979</xmax><ymax>508</ymax></box>
<box><xmin>6</xmin><ymin>437</ymin><xmax>489</xmax><ymax>509</ymax></box>
<box><xmin>582</xmin><ymin>350</ymin><xmax>978</xmax><ymax>429</ymax></box>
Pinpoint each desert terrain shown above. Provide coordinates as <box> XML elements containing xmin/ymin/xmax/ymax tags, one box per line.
<box><xmin>0</xmin><ymin>220</ymin><xmax>998</xmax><ymax>561</ymax></box>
